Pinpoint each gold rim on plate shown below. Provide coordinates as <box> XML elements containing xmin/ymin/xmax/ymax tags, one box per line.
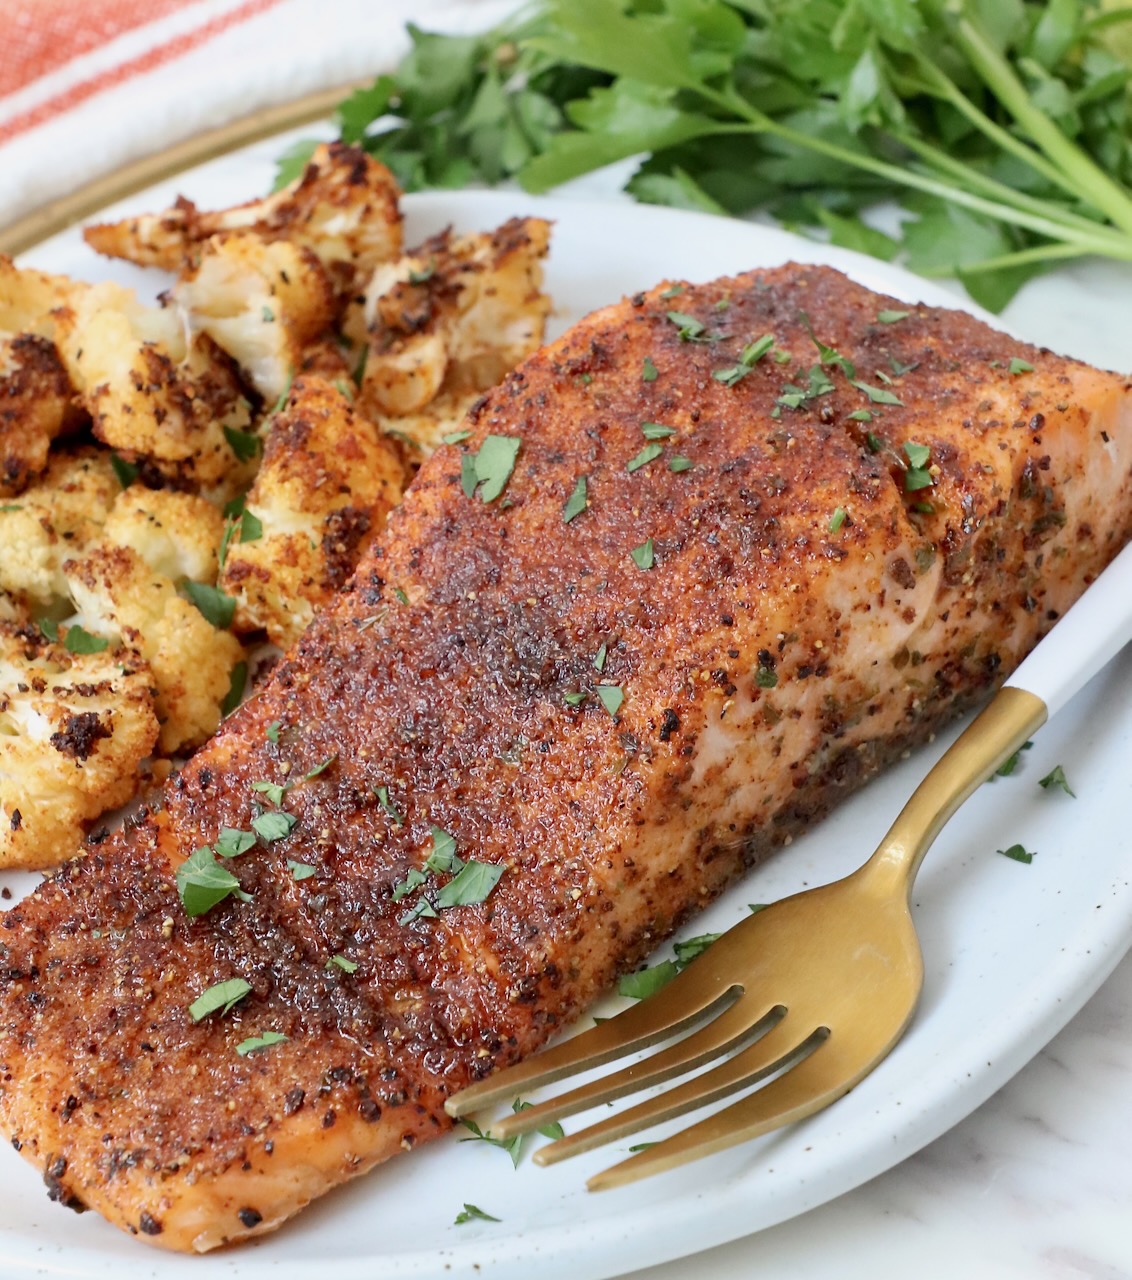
<box><xmin>0</xmin><ymin>81</ymin><xmax>363</xmax><ymax>259</ymax></box>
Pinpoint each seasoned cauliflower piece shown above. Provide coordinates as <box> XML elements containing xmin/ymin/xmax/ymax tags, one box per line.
<box><xmin>63</xmin><ymin>545</ymin><xmax>243</xmax><ymax>755</ymax></box>
<box><xmin>84</xmin><ymin>142</ymin><xmax>403</xmax><ymax>294</ymax></box>
<box><xmin>173</xmin><ymin>233</ymin><xmax>336</xmax><ymax>403</ymax></box>
<box><xmin>0</xmin><ymin>333</ymin><xmax>84</xmax><ymax>495</ymax></box>
<box><xmin>0</xmin><ymin>624</ymin><xmax>159</xmax><ymax>869</ymax></box>
<box><xmin>219</xmin><ymin>376</ymin><xmax>405</xmax><ymax>648</ymax></box>
<box><xmin>0</xmin><ymin>255</ymin><xmax>82</xmax><ymax>335</ymax></box>
<box><xmin>357</xmin><ymin>217</ymin><xmax>550</xmax><ymax>455</ymax></box>
<box><xmin>54</xmin><ymin>281</ymin><xmax>256</xmax><ymax>495</ymax></box>
<box><xmin>0</xmin><ymin>448</ymin><xmax>119</xmax><ymax>608</ymax></box>
<box><xmin>103</xmin><ymin>486</ymin><xmax>225</xmax><ymax>583</ymax></box>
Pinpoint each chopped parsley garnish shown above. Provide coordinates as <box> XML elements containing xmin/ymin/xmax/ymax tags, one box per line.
<box><xmin>877</xmin><ymin>309</ymin><xmax>910</xmax><ymax>323</ymax></box>
<box><xmin>442</xmin><ymin>429</ymin><xmax>472</xmax><ymax>445</ymax></box>
<box><xmin>223</xmin><ymin>425</ymin><xmax>261</xmax><ymax>463</ymax></box>
<box><xmin>240</xmin><ymin>508</ymin><xmax>263</xmax><ymax>542</ymax></box>
<box><xmin>251</xmin><ymin>780</ymin><xmax>287</xmax><ymax>806</ymax></box>
<box><xmin>425</xmin><ymin>825</ymin><xmax>460</xmax><ymax>874</ymax></box>
<box><xmin>394</xmin><ymin>587</ymin><xmax>409</xmax><ymax>605</ymax></box>
<box><xmin>627</xmin><ymin>443</ymin><xmax>664</xmax><ymax>473</ymax></box>
<box><xmin>594</xmin><ymin>642</ymin><xmax>608</xmax><ymax>672</ymax></box>
<box><xmin>266</xmin><ymin>720</ymin><xmax>283</xmax><ymax>743</ymax></box>
<box><xmin>1038</xmin><ymin>765</ymin><xmax>1075</xmax><ymax>797</ymax></box>
<box><xmin>236</xmin><ymin>1030</ymin><xmax>287</xmax><ymax>1056</ymax></box>
<box><xmin>455</xmin><ymin>1203</ymin><xmax>501</xmax><ymax>1225</ymax></box>
<box><xmin>641</xmin><ymin>422</ymin><xmax>677</xmax><ymax>440</ymax></box>
<box><xmin>297</xmin><ymin>754</ymin><xmax>336</xmax><ymax>783</ymax></box>
<box><xmin>1009</xmin><ymin>357</ymin><xmax>1034</xmax><ymax>375</ymax></box>
<box><xmin>596</xmin><ymin>685</ymin><xmax>623</xmax><ymax>717</ymax></box>
<box><xmin>110</xmin><ymin>453</ymin><xmax>138</xmax><ymax>488</ymax></box>
<box><xmin>799</xmin><ymin>312</ymin><xmax>854</xmax><ymax>376</ymax></box>
<box><xmin>659</xmin><ymin>284</ymin><xmax>685</xmax><ymax>299</ymax></box>
<box><xmin>620</xmin><ymin>930</ymin><xmax>721</xmax><ymax>999</ymax></box>
<box><xmin>755</xmin><ymin>665</ymin><xmax>778</xmax><ymax>689</ymax></box>
<box><xmin>564</xmin><ymin>691</ymin><xmax>587</xmax><ymax>706</ymax></box>
<box><xmin>889</xmin><ymin>357</ymin><xmax>918</xmax><ymax>377</ymax></box>
<box><xmin>376</xmin><ymin>785</ymin><xmax>402</xmax><ymax>824</ymax></box>
<box><xmin>997</xmin><ymin>843</ymin><xmax>1034</xmax><ymax>864</ymax></box>
<box><xmin>220</xmin><ymin>661</ymin><xmax>247</xmax><ymax>716</ymax></box>
<box><xmin>435</xmin><ymin>860</ymin><xmax>504</xmax><ymax>909</ymax></box>
<box><xmin>252</xmin><ymin>810</ymin><xmax>298</xmax><ymax>842</ymax></box>
<box><xmin>864</xmin><ymin>429</ymin><xmax>882</xmax><ymax>447</ymax></box>
<box><xmin>63</xmin><ymin>625</ymin><xmax>109</xmax><ymax>655</ymax></box>
<box><xmin>183</xmin><ymin>581</ymin><xmax>237</xmax><ymax>630</ymax></box>
<box><xmin>513</xmin><ymin>1099</ymin><xmax>565</xmax><ymax>1140</ymax></box>
<box><xmin>177</xmin><ymin>846</ymin><xmax>248</xmax><ymax>916</ymax></box>
<box><xmin>712</xmin><ymin>333</ymin><xmax>774</xmax><ymax>387</ymax></box>
<box><xmin>776</xmin><ymin>364</ymin><xmax>834</xmax><ymax>410</ymax></box>
<box><xmin>994</xmin><ymin>741</ymin><xmax>1033</xmax><ymax>777</ymax></box>
<box><xmin>630</xmin><ymin>538</ymin><xmax>655</xmax><ymax>570</ymax></box>
<box><xmin>458</xmin><ymin>1117</ymin><xmax>523</xmax><ymax>1167</ymax></box>
<box><xmin>392</xmin><ymin>867</ymin><xmax>428</xmax><ymax>902</ymax></box>
<box><xmin>563</xmin><ymin>474</ymin><xmax>588</xmax><ymax>523</ymax></box>
<box><xmin>641</xmin><ymin>356</ymin><xmax>658</xmax><ymax>382</ymax></box>
<box><xmin>38</xmin><ymin>616</ymin><xmax>59</xmax><ymax>643</ymax></box>
<box><xmin>465</xmin><ymin>435</ymin><xmax>521</xmax><ymax>502</ymax></box>
<box><xmin>189</xmin><ymin>977</ymin><xmax>251</xmax><ymax>1022</ymax></box>
<box><xmin>669</xmin><ymin>455</ymin><xmax>693</xmax><ymax>472</ymax></box>
<box><xmin>214</xmin><ymin>827</ymin><xmax>256</xmax><ymax>858</ymax></box>
<box><xmin>327</xmin><ymin>954</ymin><xmax>358</xmax><ymax>973</ymax></box>
<box><xmin>287</xmin><ymin>860</ymin><xmax>317</xmax><ymax>879</ymax></box>
<box><xmin>828</xmin><ymin>506</ymin><xmax>847</xmax><ymax>533</ymax></box>
<box><xmin>852</xmin><ymin>379</ymin><xmax>904</xmax><ymax>406</ymax></box>
<box><xmin>619</xmin><ymin>960</ymin><xmax>679</xmax><ymax>999</ymax></box>
<box><xmin>666</xmin><ymin>310</ymin><xmax>707</xmax><ymax>341</ymax></box>
<box><xmin>903</xmin><ymin>441</ymin><xmax>933</xmax><ymax>491</ymax></box>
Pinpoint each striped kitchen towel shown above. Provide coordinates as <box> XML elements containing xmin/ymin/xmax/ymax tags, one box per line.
<box><xmin>0</xmin><ymin>0</ymin><xmax>508</xmax><ymax>233</ymax></box>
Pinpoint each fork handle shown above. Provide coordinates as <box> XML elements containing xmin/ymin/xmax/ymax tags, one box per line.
<box><xmin>867</xmin><ymin>538</ymin><xmax>1132</xmax><ymax>894</ymax></box>
<box><xmin>1004</xmin><ymin>539</ymin><xmax>1132</xmax><ymax>718</ymax></box>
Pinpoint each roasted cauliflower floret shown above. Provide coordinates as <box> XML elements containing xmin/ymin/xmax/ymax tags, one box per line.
<box><xmin>84</xmin><ymin>142</ymin><xmax>403</xmax><ymax>295</ymax></box>
<box><xmin>54</xmin><ymin>281</ymin><xmax>256</xmax><ymax>495</ymax></box>
<box><xmin>173</xmin><ymin>233</ymin><xmax>336</xmax><ymax>403</ymax></box>
<box><xmin>103</xmin><ymin>486</ymin><xmax>225</xmax><ymax>584</ymax></box>
<box><xmin>219</xmin><ymin>376</ymin><xmax>405</xmax><ymax>648</ymax></box>
<box><xmin>0</xmin><ymin>448</ymin><xmax>119</xmax><ymax>609</ymax></box>
<box><xmin>63</xmin><ymin>545</ymin><xmax>243</xmax><ymax>755</ymax></box>
<box><xmin>0</xmin><ymin>624</ymin><xmax>159</xmax><ymax>870</ymax></box>
<box><xmin>0</xmin><ymin>255</ymin><xmax>82</xmax><ymax>335</ymax></box>
<box><xmin>0</xmin><ymin>333</ymin><xmax>85</xmax><ymax>496</ymax></box>
<box><xmin>356</xmin><ymin>217</ymin><xmax>550</xmax><ymax>455</ymax></box>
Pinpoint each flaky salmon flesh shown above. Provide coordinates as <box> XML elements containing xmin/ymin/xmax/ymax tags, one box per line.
<box><xmin>1</xmin><ymin>264</ymin><xmax>1130</xmax><ymax>1252</ymax></box>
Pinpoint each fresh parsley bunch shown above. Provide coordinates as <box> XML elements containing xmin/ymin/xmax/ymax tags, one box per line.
<box><xmin>280</xmin><ymin>0</ymin><xmax>1132</xmax><ymax>311</ymax></box>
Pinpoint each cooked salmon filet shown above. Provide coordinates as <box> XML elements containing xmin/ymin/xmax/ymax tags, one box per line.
<box><xmin>1</xmin><ymin>264</ymin><xmax>1130</xmax><ymax>1251</ymax></box>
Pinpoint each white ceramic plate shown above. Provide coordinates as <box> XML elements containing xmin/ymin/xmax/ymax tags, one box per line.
<box><xmin>4</xmin><ymin>141</ymin><xmax>1132</xmax><ymax>1279</ymax></box>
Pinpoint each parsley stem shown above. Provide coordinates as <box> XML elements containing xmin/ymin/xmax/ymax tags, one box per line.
<box><xmin>918</xmin><ymin>242</ymin><xmax>1105</xmax><ymax>276</ymax></box>
<box><xmin>954</xmin><ymin>15</ymin><xmax>1132</xmax><ymax>237</ymax></box>
<box><xmin>713</xmin><ymin>106</ymin><xmax>1131</xmax><ymax>256</ymax></box>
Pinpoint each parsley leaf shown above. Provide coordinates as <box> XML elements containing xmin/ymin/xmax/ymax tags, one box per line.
<box><xmin>641</xmin><ymin>356</ymin><xmax>658</xmax><ymax>382</ymax></box>
<box><xmin>327</xmin><ymin>954</ymin><xmax>358</xmax><ymax>974</ymax></box>
<box><xmin>63</xmin><ymin>626</ymin><xmax>108</xmax><ymax>655</ymax></box>
<box><xmin>376</xmin><ymin>785</ymin><xmax>403</xmax><ymax>825</ymax></box>
<box><xmin>619</xmin><ymin>960</ymin><xmax>679</xmax><ymax>999</ymax></box>
<box><xmin>252</xmin><ymin>811</ymin><xmax>298</xmax><ymax>842</ymax></box>
<box><xmin>182</xmin><ymin>582</ymin><xmax>236</xmax><ymax>630</ymax></box>
<box><xmin>627</xmin><ymin>443</ymin><xmax>664</xmax><ymax>473</ymax></box>
<box><xmin>435</xmin><ymin>860</ymin><xmax>504</xmax><ymax>909</ymax></box>
<box><xmin>177</xmin><ymin>846</ymin><xmax>247</xmax><ymax>917</ymax></box>
<box><xmin>1038</xmin><ymin>765</ymin><xmax>1075</xmax><ymax>797</ymax></box>
<box><xmin>110</xmin><ymin>453</ymin><xmax>138</xmax><ymax>488</ymax></box>
<box><xmin>466</xmin><ymin>435</ymin><xmax>521</xmax><ymax>502</ymax></box>
<box><xmin>712</xmin><ymin>333</ymin><xmax>775</xmax><ymax>387</ymax></box>
<box><xmin>630</xmin><ymin>538</ymin><xmax>655</xmax><ymax>570</ymax></box>
<box><xmin>877</xmin><ymin>310</ymin><xmax>910</xmax><ymax>324</ymax></box>
<box><xmin>214</xmin><ymin>827</ymin><xmax>256</xmax><ymax>858</ymax></box>
<box><xmin>668</xmin><ymin>455</ymin><xmax>693</xmax><ymax>472</ymax></box>
<box><xmin>287</xmin><ymin>860</ymin><xmax>317</xmax><ymax>880</ymax></box>
<box><xmin>223</xmin><ymin>425</ymin><xmax>260</xmax><ymax>463</ymax></box>
<box><xmin>220</xmin><ymin>661</ymin><xmax>247</xmax><ymax>716</ymax></box>
<box><xmin>563</xmin><ymin>474</ymin><xmax>588</xmax><ymax>523</ymax></box>
<box><xmin>997</xmin><ymin>843</ymin><xmax>1034</xmax><ymax>864</ymax></box>
<box><xmin>828</xmin><ymin>506</ymin><xmax>847</xmax><ymax>533</ymax></box>
<box><xmin>455</xmin><ymin>1203</ymin><xmax>501</xmax><ymax>1225</ymax></box>
<box><xmin>641</xmin><ymin>422</ymin><xmax>677</xmax><ymax>440</ymax></box>
<box><xmin>596</xmin><ymin>685</ymin><xmax>623</xmax><ymax>716</ymax></box>
<box><xmin>189</xmin><ymin>977</ymin><xmax>251</xmax><ymax>1022</ymax></box>
<box><xmin>1009</xmin><ymin>357</ymin><xmax>1035</xmax><ymax>375</ymax></box>
<box><xmin>237</xmin><ymin>1030</ymin><xmax>287</xmax><ymax>1056</ymax></box>
<box><xmin>852</xmin><ymin>380</ymin><xmax>904</xmax><ymax>406</ymax></box>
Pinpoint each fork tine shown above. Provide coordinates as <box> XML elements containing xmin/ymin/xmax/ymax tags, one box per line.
<box><xmin>586</xmin><ymin>1028</ymin><xmax>873</xmax><ymax>1190</ymax></box>
<box><xmin>489</xmin><ymin>1001</ymin><xmax>786</xmax><ymax>1140</ymax></box>
<box><xmin>531</xmin><ymin>1021</ymin><xmax>824</xmax><ymax>1167</ymax></box>
<box><xmin>445</xmin><ymin>964</ymin><xmax>741</xmax><ymax>1119</ymax></box>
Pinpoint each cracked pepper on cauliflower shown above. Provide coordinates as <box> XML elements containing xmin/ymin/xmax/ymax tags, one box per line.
<box><xmin>0</xmin><ymin>142</ymin><xmax>553</xmax><ymax>869</ymax></box>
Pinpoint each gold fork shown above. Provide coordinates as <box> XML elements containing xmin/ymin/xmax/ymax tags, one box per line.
<box><xmin>445</xmin><ymin>541</ymin><xmax>1132</xmax><ymax>1190</ymax></box>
